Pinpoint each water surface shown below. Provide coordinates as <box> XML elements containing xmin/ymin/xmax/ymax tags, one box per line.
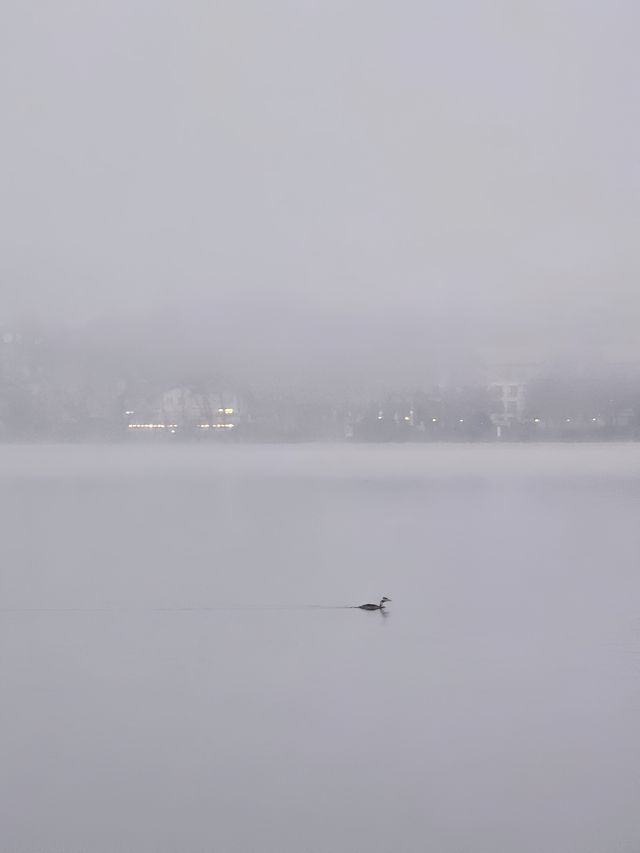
<box><xmin>1</xmin><ymin>444</ymin><xmax>639</xmax><ymax>852</ymax></box>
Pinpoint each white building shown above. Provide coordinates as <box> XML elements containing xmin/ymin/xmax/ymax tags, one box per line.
<box><xmin>127</xmin><ymin>387</ymin><xmax>241</xmax><ymax>432</ymax></box>
<box><xmin>158</xmin><ymin>388</ymin><xmax>240</xmax><ymax>426</ymax></box>
<box><xmin>480</xmin><ymin>347</ymin><xmax>546</xmax><ymax>431</ymax></box>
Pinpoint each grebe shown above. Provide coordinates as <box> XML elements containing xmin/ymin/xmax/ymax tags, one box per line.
<box><xmin>358</xmin><ymin>596</ymin><xmax>391</xmax><ymax>611</ymax></box>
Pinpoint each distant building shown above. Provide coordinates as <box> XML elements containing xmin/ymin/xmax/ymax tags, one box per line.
<box><xmin>480</xmin><ymin>347</ymin><xmax>546</xmax><ymax>432</ymax></box>
<box><xmin>126</xmin><ymin>387</ymin><xmax>241</xmax><ymax>434</ymax></box>
<box><xmin>158</xmin><ymin>388</ymin><xmax>240</xmax><ymax>427</ymax></box>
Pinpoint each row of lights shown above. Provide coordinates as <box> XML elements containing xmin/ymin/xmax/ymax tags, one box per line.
<box><xmin>128</xmin><ymin>424</ymin><xmax>178</xmax><ymax>429</ymax></box>
<box><xmin>400</xmin><ymin>414</ymin><xmax>604</xmax><ymax>425</ymax></box>
<box><xmin>128</xmin><ymin>423</ymin><xmax>236</xmax><ymax>430</ymax></box>
<box><xmin>199</xmin><ymin>423</ymin><xmax>235</xmax><ymax>429</ymax></box>
<box><xmin>376</xmin><ymin>414</ymin><xmax>463</xmax><ymax>424</ymax></box>
<box><xmin>533</xmin><ymin>418</ymin><xmax>600</xmax><ymax>424</ymax></box>
<box><xmin>380</xmin><ymin>415</ymin><xmax>603</xmax><ymax>426</ymax></box>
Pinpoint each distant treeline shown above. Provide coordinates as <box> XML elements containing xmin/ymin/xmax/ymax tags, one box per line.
<box><xmin>2</xmin><ymin>329</ymin><xmax>640</xmax><ymax>441</ymax></box>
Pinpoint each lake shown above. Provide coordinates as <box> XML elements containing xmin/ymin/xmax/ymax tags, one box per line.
<box><xmin>1</xmin><ymin>444</ymin><xmax>639</xmax><ymax>853</ymax></box>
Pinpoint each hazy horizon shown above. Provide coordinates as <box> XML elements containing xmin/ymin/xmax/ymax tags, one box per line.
<box><xmin>2</xmin><ymin>0</ymin><xmax>639</xmax><ymax>388</ymax></box>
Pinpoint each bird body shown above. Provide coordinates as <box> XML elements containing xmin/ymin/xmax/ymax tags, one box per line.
<box><xmin>357</xmin><ymin>596</ymin><xmax>391</xmax><ymax>611</ymax></box>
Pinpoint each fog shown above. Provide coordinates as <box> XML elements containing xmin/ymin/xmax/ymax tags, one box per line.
<box><xmin>2</xmin><ymin>0</ymin><xmax>639</xmax><ymax>388</ymax></box>
<box><xmin>2</xmin><ymin>5</ymin><xmax>640</xmax><ymax>851</ymax></box>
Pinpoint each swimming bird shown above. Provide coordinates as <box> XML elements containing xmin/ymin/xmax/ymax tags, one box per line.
<box><xmin>357</xmin><ymin>596</ymin><xmax>391</xmax><ymax>611</ymax></box>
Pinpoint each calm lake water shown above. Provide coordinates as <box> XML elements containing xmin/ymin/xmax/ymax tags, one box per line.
<box><xmin>1</xmin><ymin>444</ymin><xmax>639</xmax><ymax>853</ymax></box>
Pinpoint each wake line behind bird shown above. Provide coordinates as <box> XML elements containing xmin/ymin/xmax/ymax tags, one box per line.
<box><xmin>0</xmin><ymin>598</ymin><xmax>392</xmax><ymax>614</ymax></box>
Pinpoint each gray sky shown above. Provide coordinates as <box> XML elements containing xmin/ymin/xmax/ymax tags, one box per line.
<box><xmin>1</xmin><ymin>0</ymin><xmax>639</xmax><ymax>385</ymax></box>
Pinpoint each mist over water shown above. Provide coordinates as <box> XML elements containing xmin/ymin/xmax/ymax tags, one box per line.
<box><xmin>2</xmin><ymin>0</ymin><xmax>639</xmax><ymax>848</ymax></box>
<box><xmin>1</xmin><ymin>444</ymin><xmax>639</xmax><ymax>853</ymax></box>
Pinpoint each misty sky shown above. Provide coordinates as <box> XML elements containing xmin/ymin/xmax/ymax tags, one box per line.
<box><xmin>2</xmin><ymin>1</ymin><xmax>639</xmax><ymax>386</ymax></box>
